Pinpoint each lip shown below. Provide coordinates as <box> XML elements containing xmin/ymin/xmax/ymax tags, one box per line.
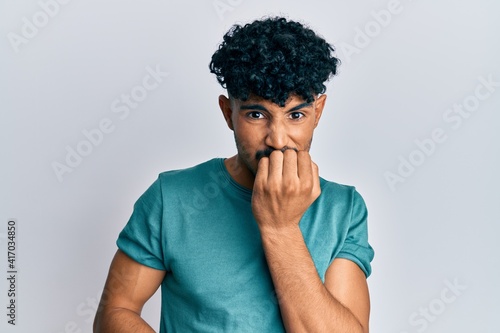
<box><xmin>255</xmin><ymin>146</ymin><xmax>298</xmax><ymax>160</ymax></box>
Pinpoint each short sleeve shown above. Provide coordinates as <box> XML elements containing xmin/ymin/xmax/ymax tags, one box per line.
<box><xmin>336</xmin><ymin>189</ymin><xmax>374</xmax><ymax>277</ymax></box>
<box><xmin>116</xmin><ymin>177</ymin><xmax>166</xmax><ymax>270</ymax></box>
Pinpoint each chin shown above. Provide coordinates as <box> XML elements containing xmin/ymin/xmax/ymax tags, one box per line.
<box><xmin>246</xmin><ymin>160</ymin><xmax>259</xmax><ymax>176</ymax></box>
<box><xmin>239</xmin><ymin>155</ymin><xmax>258</xmax><ymax>176</ymax></box>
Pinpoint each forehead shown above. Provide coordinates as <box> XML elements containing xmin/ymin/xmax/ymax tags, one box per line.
<box><xmin>232</xmin><ymin>94</ymin><xmax>311</xmax><ymax>109</ymax></box>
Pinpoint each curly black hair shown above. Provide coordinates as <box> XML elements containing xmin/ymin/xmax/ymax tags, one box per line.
<box><xmin>209</xmin><ymin>17</ymin><xmax>340</xmax><ymax>107</ymax></box>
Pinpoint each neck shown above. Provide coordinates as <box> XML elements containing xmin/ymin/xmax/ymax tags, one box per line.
<box><xmin>224</xmin><ymin>155</ymin><xmax>255</xmax><ymax>190</ymax></box>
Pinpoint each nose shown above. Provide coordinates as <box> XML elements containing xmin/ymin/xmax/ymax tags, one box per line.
<box><xmin>264</xmin><ymin>120</ymin><xmax>289</xmax><ymax>150</ymax></box>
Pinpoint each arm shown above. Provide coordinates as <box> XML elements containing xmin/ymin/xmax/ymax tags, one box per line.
<box><xmin>93</xmin><ymin>249</ymin><xmax>166</xmax><ymax>333</ymax></box>
<box><xmin>252</xmin><ymin>149</ymin><xmax>369</xmax><ymax>332</ymax></box>
<box><xmin>261</xmin><ymin>228</ymin><xmax>369</xmax><ymax>333</ymax></box>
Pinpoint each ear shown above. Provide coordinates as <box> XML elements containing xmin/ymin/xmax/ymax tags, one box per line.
<box><xmin>313</xmin><ymin>94</ymin><xmax>327</xmax><ymax>128</ymax></box>
<box><xmin>219</xmin><ymin>95</ymin><xmax>234</xmax><ymax>130</ymax></box>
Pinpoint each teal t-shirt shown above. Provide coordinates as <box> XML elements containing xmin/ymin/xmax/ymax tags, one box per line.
<box><xmin>117</xmin><ymin>158</ymin><xmax>374</xmax><ymax>333</ymax></box>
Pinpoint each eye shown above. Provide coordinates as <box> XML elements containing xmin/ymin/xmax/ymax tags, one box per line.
<box><xmin>247</xmin><ymin>111</ymin><xmax>264</xmax><ymax>119</ymax></box>
<box><xmin>289</xmin><ymin>112</ymin><xmax>304</xmax><ymax>120</ymax></box>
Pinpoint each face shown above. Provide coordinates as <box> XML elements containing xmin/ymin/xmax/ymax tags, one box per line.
<box><xmin>220</xmin><ymin>93</ymin><xmax>326</xmax><ymax>178</ymax></box>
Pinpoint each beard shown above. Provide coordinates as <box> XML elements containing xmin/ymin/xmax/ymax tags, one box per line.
<box><xmin>233</xmin><ymin>133</ymin><xmax>259</xmax><ymax>176</ymax></box>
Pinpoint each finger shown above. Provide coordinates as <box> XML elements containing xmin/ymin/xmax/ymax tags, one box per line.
<box><xmin>268</xmin><ymin>150</ymin><xmax>284</xmax><ymax>183</ymax></box>
<box><xmin>311</xmin><ymin>161</ymin><xmax>321</xmax><ymax>196</ymax></box>
<box><xmin>297</xmin><ymin>150</ymin><xmax>313</xmax><ymax>184</ymax></box>
<box><xmin>255</xmin><ymin>156</ymin><xmax>269</xmax><ymax>187</ymax></box>
<box><xmin>282</xmin><ymin>148</ymin><xmax>298</xmax><ymax>180</ymax></box>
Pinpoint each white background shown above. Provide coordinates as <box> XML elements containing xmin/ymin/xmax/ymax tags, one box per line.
<box><xmin>1</xmin><ymin>0</ymin><xmax>499</xmax><ymax>332</ymax></box>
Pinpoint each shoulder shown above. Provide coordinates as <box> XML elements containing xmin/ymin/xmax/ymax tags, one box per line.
<box><xmin>158</xmin><ymin>158</ymin><xmax>222</xmax><ymax>183</ymax></box>
<box><xmin>319</xmin><ymin>177</ymin><xmax>361</xmax><ymax>201</ymax></box>
<box><xmin>154</xmin><ymin>158</ymin><xmax>225</xmax><ymax>196</ymax></box>
<box><xmin>315</xmin><ymin>177</ymin><xmax>367</xmax><ymax>218</ymax></box>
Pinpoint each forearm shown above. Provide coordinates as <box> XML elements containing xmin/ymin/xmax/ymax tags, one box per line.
<box><xmin>261</xmin><ymin>225</ymin><xmax>365</xmax><ymax>333</ymax></box>
<box><xmin>93</xmin><ymin>307</ymin><xmax>155</xmax><ymax>333</ymax></box>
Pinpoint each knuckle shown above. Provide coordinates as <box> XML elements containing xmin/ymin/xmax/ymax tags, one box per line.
<box><xmin>267</xmin><ymin>178</ymin><xmax>280</xmax><ymax>191</ymax></box>
<box><xmin>303</xmin><ymin>180</ymin><xmax>314</xmax><ymax>192</ymax></box>
<box><xmin>283</xmin><ymin>179</ymin><xmax>298</xmax><ymax>193</ymax></box>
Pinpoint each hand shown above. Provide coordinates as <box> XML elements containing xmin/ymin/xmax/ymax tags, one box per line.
<box><xmin>251</xmin><ymin>149</ymin><xmax>321</xmax><ymax>232</ymax></box>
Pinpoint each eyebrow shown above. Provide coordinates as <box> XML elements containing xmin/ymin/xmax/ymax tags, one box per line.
<box><xmin>239</xmin><ymin>102</ymin><xmax>313</xmax><ymax>112</ymax></box>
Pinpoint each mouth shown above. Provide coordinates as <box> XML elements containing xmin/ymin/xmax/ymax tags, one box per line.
<box><xmin>255</xmin><ymin>146</ymin><xmax>298</xmax><ymax>160</ymax></box>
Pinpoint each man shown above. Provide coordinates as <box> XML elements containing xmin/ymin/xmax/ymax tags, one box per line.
<box><xmin>94</xmin><ymin>17</ymin><xmax>374</xmax><ymax>332</ymax></box>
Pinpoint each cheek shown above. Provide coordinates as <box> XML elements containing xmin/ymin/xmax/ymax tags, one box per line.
<box><xmin>235</xmin><ymin>124</ymin><xmax>264</xmax><ymax>146</ymax></box>
<box><xmin>289</xmin><ymin>126</ymin><xmax>314</xmax><ymax>146</ymax></box>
